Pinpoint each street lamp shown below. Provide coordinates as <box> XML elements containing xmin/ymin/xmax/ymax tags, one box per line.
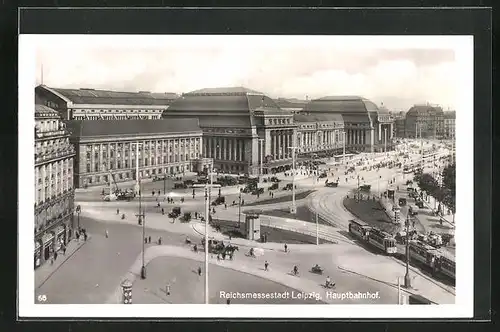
<box><xmin>342</xmin><ymin>131</ymin><xmax>346</xmax><ymax>165</ymax></box>
<box><xmin>133</xmin><ymin>142</ymin><xmax>147</xmax><ymax>279</ymax></box>
<box><xmin>384</xmin><ymin>127</ymin><xmax>388</xmax><ymax>153</ymax></box>
<box><xmin>193</xmin><ymin>179</ymin><xmax>221</xmax><ymax>304</ymax></box>
<box><xmin>259</xmin><ymin>138</ymin><xmax>265</xmax><ymax>183</ymax></box>
<box><xmin>288</xmin><ymin>146</ymin><xmax>300</xmax><ymax>214</ymax></box>
<box><xmin>75</xmin><ymin>205</ymin><xmax>81</xmax><ymax>230</ymax></box>
<box><xmin>404</xmin><ymin>214</ymin><xmax>412</xmax><ymax>289</ymax></box>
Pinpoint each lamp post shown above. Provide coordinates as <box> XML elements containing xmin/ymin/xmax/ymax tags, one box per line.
<box><xmin>384</xmin><ymin>127</ymin><xmax>388</xmax><ymax>153</ymax></box>
<box><xmin>259</xmin><ymin>138</ymin><xmax>265</xmax><ymax>183</ymax></box>
<box><xmin>404</xmin><ymin>214</ymin><xmax>412</xmax><ymax>289</ymax></box>
<box><xmin>288</xmin><ymin>146</ymin><xmax>299</xmax><ymax>214</ymax></box>
<box><xmin>342</xmin><ymin>131</ymin><xmax>346</xmax><ymax>165</ymax></box>
<box><xmin>238</xmin><ymin>186</ymin><xmax>242</xmax><ymax>228</ymax></box>
<box><xmin>193</xmin><ymin>179</ymin><xmax>221</xmax><ymax>304</ymax></box>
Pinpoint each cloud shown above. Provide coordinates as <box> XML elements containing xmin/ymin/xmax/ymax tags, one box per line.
<box><xmin>36</xmin><ymin>41</ymin><xmax>458</xmax><ymax>110</ymax></box>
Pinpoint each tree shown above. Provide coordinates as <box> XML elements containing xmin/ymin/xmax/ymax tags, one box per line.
<box><xmin>442</xmin><ymin>163</ymin><xmax>456</xmax><ymax>194</ymax></box>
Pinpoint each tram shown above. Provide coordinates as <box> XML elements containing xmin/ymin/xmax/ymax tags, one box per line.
<box><xmin>436</xmin><ymin>250</ymin><xmax>456</xmax><ymax>280</ymax></box>
<box><xmin>408</xmin><ymin>240</ymin><xmax>439</xmax><ymax>267</ymax></box>
<box><xmin>348</xmin><ymin>219</ymin><xmax>371</xmax><ymax>241</ymax></box>
<box><xmin>367</xmin><ymin>228</ymin><xmax>398</xmax><ymax>255</ymax></box>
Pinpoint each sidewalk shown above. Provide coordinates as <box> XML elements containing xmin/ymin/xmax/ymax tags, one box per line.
<box><xmin>35</xmin><ymin>235</ymin><xmax>91</xmax><ymax>289</ymax></box>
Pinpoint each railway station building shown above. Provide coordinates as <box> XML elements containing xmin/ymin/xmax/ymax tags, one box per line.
<box><xmin>35</xmin><ymin>85</ymin><xmax>178</xmax><ymax>121</ymax></box>
<box><xmin>66</xmin><ymin>119</ymin><xmax>204</xmax><ymax>188</ymax></box>
<box><xmin>299</xmin><ymin>96</ymin><xmax>396</xmax><ymax>152</ymax></box>
<box><xmin>163</xmin><ymin>87</ymin><xmax>298</xmax><ymax>175</ymax></box>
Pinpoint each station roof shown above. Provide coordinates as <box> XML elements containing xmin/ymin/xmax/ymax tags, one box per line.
<box><xmin>167</xmin><ymin>87</ymin><xmax>284</xmax><ymax>113</ymax></box>
<box><xmin>67</xmin><ymin>118</ymin><xmax>201</xmax><ymax>139</ymax></box>
<box><xmin>293</xmin><ymin>113</ymin><xmax>344</xmax><ymax>123</ymax></box>
<box><xmin>299</xmin><ymin>96</ymin><xmax>378</xmax><ymax>124</ymax></box>
<box><xmin>37</xmin><ymin>85</ymin><xmax>178</xmax><ymax>106</ymax></box>
<box><xmin>274</xmin><ymin>98</ymin><xmax>309</xmax><ymax>109</ymax></box>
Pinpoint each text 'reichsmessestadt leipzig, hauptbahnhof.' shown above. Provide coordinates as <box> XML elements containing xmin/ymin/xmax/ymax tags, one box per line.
<box><xmin>33</xmin><ymin>84</ymin><xmax>455</xmax><ymax>268</ymax></box>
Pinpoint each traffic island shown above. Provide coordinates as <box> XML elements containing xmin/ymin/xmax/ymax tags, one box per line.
<box><xmin>343</xmin><ymin>195</ymin><xmax>400</xmax><ymax>234</ymax></box>
<box><xmin>210</xmin><ymin>218</ymin><xmax>332</xmax><ymax>245</ymax></box>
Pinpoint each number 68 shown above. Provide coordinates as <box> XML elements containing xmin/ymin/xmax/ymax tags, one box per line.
<box><xmin>37</xmin><ymin>294</ymin><xmax>47</xmax><ymax>302</ymax></box>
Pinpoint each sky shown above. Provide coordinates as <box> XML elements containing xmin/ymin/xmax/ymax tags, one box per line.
<box><xmin>35</xmin><ymin>36</ymin><xmax>459</xmax><ymax>111</ymax></box>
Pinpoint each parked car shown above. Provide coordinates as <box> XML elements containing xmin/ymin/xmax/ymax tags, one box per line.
<box><xmin>359</xmin><ymin>184</ymin><xmax>371</xmax><ymax>192</ymax></box>
<box><xmin>269</xmin><ymin>183</ymin><xmax>279</xmax><ymax>190</ymax></box>
<box><xmin>174</xmin><ymin>182</ymin><xmax>188</xmax><ymax>189</ymax></box>
<box><xmin>283</xmin><ymin>183</ymin><xmax>294</xmax><ymax>191</ymax></box>
<box><xmin>398</xmin><ymin>197</ymin><xmax>407</xmax><ymax>206</ymax></box>
<box><xmin>325</xmin><ymin>182</ymin><xmax>338</xmax><ymax>188</ymax></box>
<box><xmin>212</xmin><ymin>196</ymin><xmax>226</xmax><ymax>206</ymax></box>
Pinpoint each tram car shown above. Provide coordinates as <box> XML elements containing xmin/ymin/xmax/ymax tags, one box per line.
<box><xmin>435</xmin><ymin>249</ymin><xmax>456</xmax><ymax>280</ymax></box>
<box><xmin>367</xmin><ymin>228</ymin><xmax>398</xmax><ymax>254</ymax></box>
<box><xmin>348</xmin><ymin>219</ymin><xmax>372</xmax><ymax>241</ymax></box>
<box><xmin>408</xmin><ymin>240</ymin><xmax>440</xmax><ymax>270</ymax></box>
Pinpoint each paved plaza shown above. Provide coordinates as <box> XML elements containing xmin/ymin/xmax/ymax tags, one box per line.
<box><xmin>34</xmin><ymin>140</ymin><xmax>456</xmax><ymax>305</ymax></box>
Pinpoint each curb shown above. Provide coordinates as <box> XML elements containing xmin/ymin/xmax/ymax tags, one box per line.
<box><xmin>35</xmin><ymin>236</ymin><xmax>91</xmax><ymax>290</ymax></box>
<box><xmin>337</xmin><ymin>266</ymin><xmax>440</xmax><ymax>304</ymax></box>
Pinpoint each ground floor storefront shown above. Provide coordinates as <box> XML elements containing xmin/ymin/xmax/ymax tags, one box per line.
<box><xmin>35</xmin><ymin>216</ymin><xmax>73</xmax><ymax>269</ymax></box>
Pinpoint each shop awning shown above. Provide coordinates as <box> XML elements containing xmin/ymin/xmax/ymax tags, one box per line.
<box><xmin>41</xmin><ymin>232</ymin><xmax>54</xmax><ymax>244</ymax></box>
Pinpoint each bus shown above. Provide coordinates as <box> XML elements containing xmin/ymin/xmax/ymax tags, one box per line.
<box><xmin>367</xmin><ymin>228</ymin><xmax>397</xmax><ymax>254</ymax></box>
<box><xmin>348</xmin><ymin>220</ymin><xmax>372</xmax><ymax>241</ymax></box>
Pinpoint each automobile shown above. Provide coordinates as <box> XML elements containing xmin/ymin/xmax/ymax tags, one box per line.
<box><xmin>408</xmin><ymin>205</ymin><xmax>419</xmax><ymax>216</ymax></box>
<box><xmin>169</xmin><ymin>207</ymin><xmax>182</xmax><ymax>218</ymax></box>
<box><xmin>174</xmin><ymin>182</ymin><xmax>188</xmax><ymax>189</ymax></box>
<box><xmin>398</xmin><ymin>197</ymin><xmax>407</xmax><ymax>206</ymax></box>
<box><xmin>415</xmin><ymin>201</ymin><xmax>426</xmax><ymax>209</ymax></box>
<box><xmin>269</xmin><ymin>183</ymin><xmax>279</xmax><ymax>190</ymax></box>
<box><xmin>251</xmin><ymin>188</ymin><xmax>264</xmax><ymax>195</ymax></box>
<box><xmin>211</xmin><ymin>196</ymin><xmax>226</xmax><ymax>206</ymax></box>
<box><xmin>318</xmin><ymin>172</ymin><xmax>327</xmax><ymax>178</ymax></box>
<box><xmin>325</xmin><ymin>182</ymin><xmax>338</xmax><ymax>188</ymax></box>
<box><xmin>183</xmin><ymin>179</ymin><xmax>194</xmax><ymax>186</ymax></box>
<box><xmin>283</xmin><ymin>183</ymin><xmax>294</xmax><ymax>191</ymax></box>
<box><xmin>359</xmin><ymin>184</ymin><xmax>371</xmax><ymax>192</ymax></box>
<box><xmin>270</xmin><ymin>176</ymin><xmax>281</xmax><ymax>183</ymax></box>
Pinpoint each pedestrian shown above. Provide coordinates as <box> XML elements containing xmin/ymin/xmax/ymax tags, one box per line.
<box><xmin>75</xmin><ymin>231</ymin><xmax>80</xmax><ymax>241</ymax></box>
<box><xmin>224</xmin><ymin>203</ymin><xmax>227</xmax><ymax>209</ymax></box>
<box><xmin>212</xmin><ymin>207</ymin><xmax>216</xmax><ymax>214</ymax></box>
<box><xmin>284</xmin><ymin>243</ymin><xmax>288</xmax><ymax>253</ymax></box>
<box><xmin>84</xmin><ymin>233</ymin><xmax>87</xmax><ymax>241</ymax></box>
<box><xmin>162</xmin><ymin>208</ymin><xmax>165</xmax><ymax>215</ymax></box>
<box><xmin>152</xmin><ymin>190</ymin><xmax>155</xmax><ymax>196</ymax></box>
<box><xmin>149</xmin><ymin>236</ymin><xmax>151</xmax><ymax>243</ymax></box>
<box><xmin>217</xmin><ymin>254</ymin><xmax>220</xmax><ymax>261</ymax></box>
<box><xmin>105</xmin><ymin>230</ymin><xmax>109</xmax><ymax>238</ymax></box>
<box><xmin>264</xmin><ymin>260</ymin><xmax>269</xmax><ymax>271</ymax></box>
<box><xmin>157</xmin><ymin>202</ymin><xmax>160</xmax><ymax>208</ymax></box>
<box><xmin>116</xmin><ymin>208</ymin><xmax>120</xmax><ymax>215</ymax></box>
<box><xmin>145</xmin><ymin>237</ymin><xmax>148</xmax><ymax>244</ymax></box>
<box><xmin>226</xmin><ymin>298</ymin><xmax>231</xmax><ymax>305</ymax></box>
<box><xmin>166</xmin><ymin>283</ymin><xmax>171</xmax><ymax>296</ymax></box>
<box><xmin>62</xmin><ymin>246</ymin><xmax>66</xmax><ymax>255</ymax></box>
<box><xmin>198</xmin><ymin>267</ymin><xmax>202</xmax><ymax>276</ymax></box>
<box><xmin>54</xmin><ymin>251</ymin><xmax>58</xmax><ymax>261</ymax></box>
<box><xmin>50</xmin><ymin>257</ymin><xmax>54</xmax><ymax>265</ymax></box>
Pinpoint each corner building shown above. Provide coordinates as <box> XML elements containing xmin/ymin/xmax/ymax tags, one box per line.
<box><xmin>34</xmin><ymin>105</ymin><xmax>76</xmax><ymax>269</ymax></box>
<box><xmin>405</xmin><ymin>104</ymin><xmax>445</xmax><ymax>138</ymax></box>
<box><xmin>67</xmin><ymin>119</ymin><xmax>203</xmax><ymax>188</ymax></box>
<box><xmin>300</xmin><ymin>96</ymin><xmax>395</xmax><ymax>152</ymax></box>
<box><xmin>163</xmin><ymin>87</ymin><xmax>297</xmax><ymax>175</ymax></box>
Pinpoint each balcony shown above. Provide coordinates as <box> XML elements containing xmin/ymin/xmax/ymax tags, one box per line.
<box><xmin>35</xmin><ymin>147</ymin><xmax>76</xmax><ymax>165</ymax></box>
<box><xmin>35</xmin><ymin>129</ymin><xmax>67</xmax><ymax>139</ymax></box>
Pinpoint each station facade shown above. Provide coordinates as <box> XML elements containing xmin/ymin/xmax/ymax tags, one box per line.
<box><xmin>67</xmin><ymin>119</ymin><xmax>203</xmax><ymax>188</ymax></box>
<box><xmin>299</xmin><ymin>96</ymin><xmax>395</xmax><ymax>153</ymax></box>
<box><xmin>34</xmin><ymin>104</ymin><xmax>76</xmax><ymax>269</ymax></box>
<box><xmin>163</xmin><ymin>87</ymin><xmax>299</xmax><ymax>175</ymax></box>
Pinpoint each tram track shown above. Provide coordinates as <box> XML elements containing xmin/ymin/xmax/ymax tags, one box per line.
<box><xmin>306</xmin><ymin>179</ymin><xmax>456</xmax><ymax>296</ymax></box>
